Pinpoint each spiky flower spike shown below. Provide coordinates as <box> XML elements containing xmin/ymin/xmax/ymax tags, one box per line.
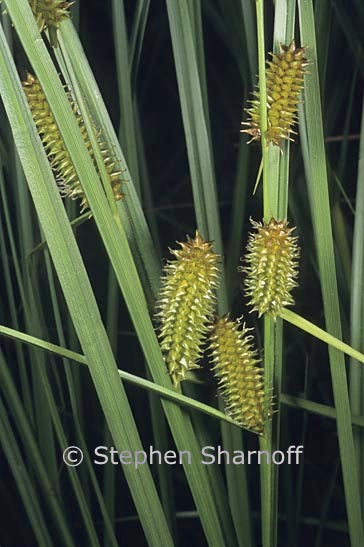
<box><xmin>29</xmin><ymin>1</ymin><xmax>73</xmax><ymax>46</ymax></box>
<box><xmin>210</xmin><ymin>315</ymin><xmax>271</xmax><ymax>433</ymax></box>
<box><xmin>22</xmin><ymin>73</ymin><xmax>124</xmax><ymax>214</ymax></box>
<box><xmin>243</xmin><ymin>218</ymin><xmax>300</xmax><ymax>317</ymax></box>
<box><xmin>241</xmin><ymin>40</ymin><xmax>308</xmax><ymax>148</ymax></box>
<box><xmin>156</xmin><ymin>231</ymin><xmax>220</xmax><ymax>389</ymax></box>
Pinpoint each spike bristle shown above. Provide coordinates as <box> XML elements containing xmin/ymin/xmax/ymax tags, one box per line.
<box><xmin>242</xmin><ymin>218</ymin><xmax>300</xmax><ymax>317</ymax></box>
<box><xmin>241</xmin><ymin>40</ymin><xmax>308</xmax><ymax>148</ymax></box>
<box><xmin>156</xmin><ymin>231</ymin><xmax>220</xmax><ymax>389</ymax></box>
<box><xmin>209</xmin><ymin>315</ymin><xmax>272</xmax><ymax>433</ymax></box>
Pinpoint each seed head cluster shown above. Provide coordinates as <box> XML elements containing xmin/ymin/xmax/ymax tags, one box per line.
<box><xmin>210</xmin><ymin>315</ymin><xmax>272</xmax><ymax>433</ymax></box>
<box><xmin>243</xmin><ymin>218</ymin><xmax>299</xmax><ymax>317</ymax></box>
<box><xmin>156</xmin><ymin>231</ymin><xmax>219</xmax><ymax>389</ymax></box>
<box><xmin>22</xmin><ymin>73</ymin><xmax>124</xmax><ymax>214</ymax></box>
<box><xmin>242</xmin><ymin>40</ymin><xmax>308</xmax><ymax>148</ymax></box>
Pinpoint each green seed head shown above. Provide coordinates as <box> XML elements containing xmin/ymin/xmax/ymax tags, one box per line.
<box><xmin>29</xmin><ymin>0</ymin><xmax>72</xmax><ymax>29</ymax></box>
<box><xmin>242</xmin><ymin>218</ymin><xmax>299</xmax><ymax>317</ymax></box>
<box><xmin>156</xmin><ymin>231</ymin><xmax>220</xmax><ymax>389</ymax></box>
<box><xmin>22</xmin><ymin>73</ymin><xmax>125</xmax><ymax>215</ymax></box>
<box><xmin>210</xmin><ymin>315</ymin><xmax>272</xmax><ymax>433</ymax></box>
<box><xmin>28</xmin><ymin>0</ymin><xmax>73</xmax><ymax>46</ymax></box>
<box><xmin>241</xmin><ymin>40</ymin><xmax>308</xmax><ymax>148</ymax></box>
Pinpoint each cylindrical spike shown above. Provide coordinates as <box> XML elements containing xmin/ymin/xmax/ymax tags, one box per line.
<box><xmin>209</xmin><ymin>315</ymin><xmax>272</xmax><ymax>433</ymax></box>
<box><xmin>241</xmin><ymin>40</ymin><xmax>308</xmax><ymax>149</ymax></box>
<box><xmin>156</xmin><ymin>232</ymin><xmax>220</xmax><ymax>389</ymax></box>
<box><xmin>242</xmin><ymin>218</ymin><xmax>300</xmax><ymax>317</ymax></box>
<box><xmin>22</xmin><ymin>73</ymin><xmax>126</xmax><ymax>215</ymax></box>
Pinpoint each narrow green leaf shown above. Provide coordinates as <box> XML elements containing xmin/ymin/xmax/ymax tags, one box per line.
<box><xmin>350</xmin><ymin>97</ymin><xmax>364</xmax><ymax>511</ymax></box>
<box><xmin>0</xmin><ymin>12</ymin><xmax>173</xmax><ymax>545</ymax></box>
<box><xmin>0</xmin><ymin>351</ymin><xmax>75</xmax><ymax>546</ymax></box>
<box><xmin>298</xmin><ymin>1</ymin><xmax>364</xmax><ymax>544</ymax></box>
<box><xmin>0</xmin><ymin>394</ymin><xmax>54</xmax><ymax>547</ymax></box>
<box><xmin>111</xmin><ymin>0</ymin><xmax>141</xmax><ymax>193</ymax></box>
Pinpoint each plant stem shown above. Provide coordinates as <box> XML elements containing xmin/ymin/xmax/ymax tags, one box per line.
<box><xmin>255</xmin><ymin>0</ymin><xmax>270</xmax><ymax>218</ymax></box>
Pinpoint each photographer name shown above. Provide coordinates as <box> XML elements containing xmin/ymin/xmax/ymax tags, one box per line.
<box><xmin>93</xmin><ymin>445</ymin><xmax>303</xmax><ymax>469</ymax></box>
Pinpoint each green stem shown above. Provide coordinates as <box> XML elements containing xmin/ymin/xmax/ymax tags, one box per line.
<box><xmin>255</xmin><ymin>0</ymin><xmax>269</xmax><ymax>217</ymax></box>
<box><xmin>48</xmin><ymin>26</ymin><xmax>58</xmax><ymax>48</ymax></box>
<box><xmin>256</xmin><ymin>3</ymin><xmax>278</xmax><ymax>546</ymax></box>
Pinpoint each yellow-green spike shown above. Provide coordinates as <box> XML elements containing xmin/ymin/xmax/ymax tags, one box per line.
<box><xmin>209</xmin><ymin>315</ymin><xmax>272</xmax><ymax>434</ymax></box>
<box><xmin>242</xmin><ymin>218</ymin><xmax>300</xmax><ymax>317</ymax></box>
<box><xmin>156</xmin><ymin>231</ymin><xmax>220</xmax><ymax>389</ymax></box>
<box><xmin>241</xmin><ymin>40</ymin><xmax>308</xmax><ymax>149</ymax></box>
<box><xmin>22</xmin><ymin>73</ymin><xmax>125</xmax><ymax>215</ymax></box>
